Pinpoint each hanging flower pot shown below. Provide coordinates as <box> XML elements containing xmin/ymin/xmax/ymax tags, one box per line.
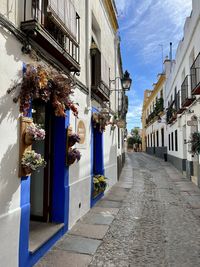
<box><xmin>21</xmin><ymin>150</ymin><xmax>46</xmax><ymax>175</ymax></box>
<box><xmin>23</xmin><ymin>166</ymin><xmax>32</xmax><ymax>176</ymax></box>
<box><xmin>68</xmin><ymin>133</ymin><xmax>81</xmax><ymax>147</ymax></box>
<box><xmin>24</xmin><ymin>132</ymin><xmax>34</xmax><ymax>145</ymax></box>
<box><xmin>67</xmin><ymin>148</ymin><xmax>81</xmax><ymax>166</ymax></box>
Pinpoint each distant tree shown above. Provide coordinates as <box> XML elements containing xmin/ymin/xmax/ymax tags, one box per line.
<box><xmin>131</xmin><ymin>127</ymin><xmax>142</xmax><ymax>144</ymax></box>
<box><xmin>127</xmin><ymin>137</ymin><xmax>134</xmax><ymax>148</ymax></box>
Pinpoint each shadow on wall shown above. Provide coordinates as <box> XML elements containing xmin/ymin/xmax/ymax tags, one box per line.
<box><xmin>0</xmin><ymin>89</ymin><xmax>19</xmax><ymax>124</ymax></box>
<box><xmin>0</xmin><ymin>144</ymin><xmax>20</xmax><ymax>215</ymax></box>
<box><xmin>104</xmin><ymin>144</ymin><xmax>117</xmax><ymax>167</ymax></box>
<box><xmin>1</xmin><ymin>26</ymin><xmax>23</xmax><ymax>61</ymax></box>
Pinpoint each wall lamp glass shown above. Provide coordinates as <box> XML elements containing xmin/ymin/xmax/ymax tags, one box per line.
<box><xmin>110</xmin><ymin>70</ymin><xmax>132</xmax><ymax>91</ymax></box>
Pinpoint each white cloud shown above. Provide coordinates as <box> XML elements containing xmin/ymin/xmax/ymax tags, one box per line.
<box><xmin>117</xmin><ymin>0</ymin><xmax>192</xmax><ymax>62</ymax></box>
<box><xmin>115</xmin><ymin>0</ymin><xmax>192</xmax><ymax>130</ymax></box>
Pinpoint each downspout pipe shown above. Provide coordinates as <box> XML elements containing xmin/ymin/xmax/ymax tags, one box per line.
<box><xmin>85</xmin><ymin>0</ymin><xmax>91</xmax><ymax>109</ymax></box>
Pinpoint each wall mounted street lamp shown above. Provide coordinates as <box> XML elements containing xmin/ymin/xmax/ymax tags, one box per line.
<box><xmin>110</xmin><ymin>70</ymin><xmax>132</xmax><ymax>92</ymax></box>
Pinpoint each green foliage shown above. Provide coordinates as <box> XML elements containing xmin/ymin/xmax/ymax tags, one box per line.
<box><xmin>190</xmin><ymin>132</ymin><xmax>200</xmax><ymax>154</ymax></box>
<box><xmin>130</xmin><ymin>127</ymin><xmax>142</xmax><ymax>145</ymax></box>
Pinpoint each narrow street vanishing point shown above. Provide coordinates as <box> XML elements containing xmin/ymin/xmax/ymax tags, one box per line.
<box><xmin>37</xmin><ymin>152</ymin><xmax>200</xmax><ymax>267</ymax></box>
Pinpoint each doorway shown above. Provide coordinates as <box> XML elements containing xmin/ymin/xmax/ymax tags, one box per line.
<box><xmin>93</xmin><ymin>125</ymin><xmax>104</xmax><ymax>175</ymax></box>
<box><xmin>30</xmin><ymin>100</ymin><xmax>53</xmax><ymax>222</ymax></box>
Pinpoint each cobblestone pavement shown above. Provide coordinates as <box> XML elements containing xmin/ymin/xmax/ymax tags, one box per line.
<box><xmin>90</xmin><ymin>153</ymin><xmax>200</xmax><ymax>267</ymax></box>
<box><xmin>37</xmin><ymin>152</ymin><xmax>200</xmax><ymax>267</ymax></box>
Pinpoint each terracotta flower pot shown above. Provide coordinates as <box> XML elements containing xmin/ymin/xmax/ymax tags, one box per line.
<box><xmin>68</xmin><ymin>139</ymin><xmax>76</xmax><ymax>148</ymax></box>
<box><xmin>68</xmin><ymin>158</ymin><xmax>76</xmax><ymax>166</ymax></box>
<box><xmin>24</xmin><ymin>132</ymin><xmax>34</xmax><ymax>145</ymax></box>
<box><xmin>23</xmin><ymin>166</ymin><xmax>32</xmax><ymax>176</ymax></box>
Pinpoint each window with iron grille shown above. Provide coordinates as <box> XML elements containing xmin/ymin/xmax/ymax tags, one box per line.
<box><xmin>175</xmin><ymin>130</ymin><xmax>178</xmax><ymax>151</ymax></box>
<box><xmin>161</xmin><ymin>128</ymin><xmax>164</xmax><ymax>147</ymax></box>
<box><xmin>156</xmin><ymin>130</ymin><xmax>159</xmax><ymax>147</ymax></box>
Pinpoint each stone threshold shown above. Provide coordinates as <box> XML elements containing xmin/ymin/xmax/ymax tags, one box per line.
<box><xmin>29</xmin><ymin>221</ymin><xmax>64</xmax><ymax>253</ymax></box>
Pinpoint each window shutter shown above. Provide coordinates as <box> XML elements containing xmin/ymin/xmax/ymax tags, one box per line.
<box><xmin>101</xmin><ymin>55</ymin><xmax>110</xmax><ymax>87</ymax></box>
<box><xmin>48</xmin><ymin>0</ymin><xmax>77</xmax><ymax>39</ymax></box>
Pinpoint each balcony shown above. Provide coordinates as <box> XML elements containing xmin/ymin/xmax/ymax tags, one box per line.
<box><xmin>166</xmin><ymin>101</ymin><xmax>177</xmax><ymax>124</ymax></box>
<box><xmin>91</xmin><ymin>47</ymin><xmax>110</xmax><ymax>102</ymax></box>
<box><xmin>175</xmin><ymin>91</ymin><xmax>185</xmax><ymax>114</ymax></box>
<box><xmin>91</xmin><ymin>81</ymin><xmax>110</xmax><ymax>102</ymax></box>
<box><xmin>21</xmin><ymin>0</ymin><xmax>80</xmax><ymax>72</ymax></box>
<box><xmin>191</xmin><ymin>53</ymin><xmax>200</xmax><ymax>95</ymax></box>
<box><xmin>181</xmin><ymin>76</ymin><xmax>195</xmax><ymax>107</ymax></box>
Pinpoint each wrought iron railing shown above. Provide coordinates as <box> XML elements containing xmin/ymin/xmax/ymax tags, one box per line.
<box><xmin>181</xmin><ymin>76</ymin><xmax>189</xmax><ymax>106</ymax></box>
<box><xmin>23</xmin><ymin>0</ymin><xmax>80</xmax><ymax>65</ymax></box>
<box><xmin>175</xmin><ymin>91</ymin><xmax>180</xmax><ymax>111</ymax></box>
<box><xmin>191</xmin><ymin>53</ymin><xmax>200</xmax><ymax>93</ymax></box>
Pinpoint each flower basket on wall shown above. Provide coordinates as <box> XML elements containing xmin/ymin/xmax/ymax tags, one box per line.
<box><xmin>92</xmin><ymin>112</ymin><xmax>110</xmax><ymax>132</ymax></box>
<box><xmin>21</xmin><ymin>150</ymin><xmax>46</xmax><ymax>176</ymax></box>
<box><xmin>68</xmin><ymin>133</ymin><xmax>80</xmax><ymax>147</ymax></box>
<box><xmin>92</xmin><ymin>175</ymin><xmax>108</xmax><ymax>198</ymax></box>
<box><xmin>24</xmin><ymin>123</ymin><xmax>45</xmax><ymax>145</ymax></box>
<box><xmin>188</xmin><ymin>132</ymin><xmax>200</xmax><ymax>155</ymax></box>
<box><xmin>67</xmin><ymin>148</ymin><xmax>81</xmax><ymax>166</ymax></box>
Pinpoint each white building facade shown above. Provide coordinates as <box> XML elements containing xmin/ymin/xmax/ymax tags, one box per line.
<box><xmin>142</xmin><ymin>0</ymin><xmax>200</xmax><ymax>187</ymax></box>
<box><xmin>165</xmin><ymin>0</ymin><xmax>200</xmax><ymax>185</ymax></box>
<box><xmin>0</xmin><ymin>0</ymin><xmax>128</xmax><ymax>266</ymax></box>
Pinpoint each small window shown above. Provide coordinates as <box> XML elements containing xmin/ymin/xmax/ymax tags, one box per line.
<box><xmin>171</xmin><ymin>132</ymin><xmax>174</xmax><ymax>151</ymax></box>
<box><xmin>156</xmin><ymin>130</ymin><xmax>159</xmax><ymax>147</ymax></box>
<box><xmin>175</xmin><ymin>130</ymin><xmax>178</xmax><ymax>151</ymax></box>
<box><xmin>118</xmin><ymin>128</ymin><xmax>120</xmax><ymax>149</ymax></box>
<box><xmin>161</xmin><ymin>128</ymin><xmax>164</xmax><ymax>147</ymax></box>
<box><xmin>168</xmin><ymin>134</ymin><xmax>171</xmax><ymax>151</ymax></box>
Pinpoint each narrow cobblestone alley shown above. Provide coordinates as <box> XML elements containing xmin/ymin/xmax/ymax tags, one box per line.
<box><xmin>37</xmin><ymin>153</ymin><xmax>200</xmax><ymax>267</ymax></box>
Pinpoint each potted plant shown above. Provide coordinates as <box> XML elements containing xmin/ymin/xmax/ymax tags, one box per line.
<box><xmin>93</xmin><ymin>175</ymin><xmax>108</xmax><ymax>198</ymax></box>
<box><xmin>67</xmin><ymin>148</ymin><xmax>81</xmax><ymax>165</ymax></box>
<box><xmin>24</xmin><ymin>123</ymin><xmax>45</xmax><ymax>145</ymax></box>
<box><xmin>21</xmin><ymin>150</ymin><xmax>46</xmax><ymax>175</ymax></box>
<box><xmin>68</xmin><ymin>133</ymin><xmax>80</xmax><ymax>147</ymax></box>
<box><xmin>189</xmin><ymin>132</ymin><xmax>200</xmax><ymax>155</ymax></box>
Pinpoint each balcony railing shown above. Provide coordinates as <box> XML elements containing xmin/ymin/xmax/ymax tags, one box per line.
<box><xmin>181</xmin><ymin>75</ymin><xmax>195</xmax><ymax>107</ymax></box>
<box><xmin>92</xmin><ymin>81</ymin><xmax>110</xmax><ymax>102</ymax></box>
<box><xmin>166</xmin><ymin>100</ymin><xmax>177</xmax><ymax>124</ymax></box>
<box><xmin>21</xmin><ymin>0</ymin><xmax>80</xmax><ymax>72</ymax></box>
<box><xmin>175</xmin><ymin>91</ymin><xmax>185</xmax><ymax>114</ymax></box>
<box><xmin>191</xmin><ymin>53</ymin><xmax>200</xmax><ymax>95</ymax></box>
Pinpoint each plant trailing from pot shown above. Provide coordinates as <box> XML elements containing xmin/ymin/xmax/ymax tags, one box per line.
<box><xmin>8</xmin><ymin>64</ymin><xmax>78</xmax><ymax>118</ymax></box>
<box><xmin>92</xmin><ymin>112</ymin><xmax>109</xmax><ymax>132</ymax></box>
<box><xmin>188</xmin><ymin>132</ymin><xmax>200</xmax><ymax>155</ymax></box>
<box><xmin>21</xmin><ymin>150</ymin><xmax>46</xmax><ymax>174</ymax></box>
<box><xmin>68</xmin><ymin>133</ymin><xmax>81</xmax><ymax>147</ymax></box>
<box><xmin>67</xmin><ymin>148</ymin><xmax>81</xmax><ymax>165</ymax></box>
<box><xmin>24</xmin><ymin>123</ymin><xmax>45</xmax><ymax>145</ymax></box>
<box><xmin>93</xmin><ymin>175</ymin><xmax>108</xmax><ymax>197</ymax></box>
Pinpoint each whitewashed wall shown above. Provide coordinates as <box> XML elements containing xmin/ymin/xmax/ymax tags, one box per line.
<box><xmin>165</xmin><ymin>0</ymin><xmax>200</xmax><ymax>163</ymax></box>
<box><xmin>68</xmin><ymin>0</ymin><xmax>118</xmax><ymax>228</ymax></box>
<box><xmin>0</xmin><ymin>27</ymin><xmax>27</xmax><ymax>267</ymax></box>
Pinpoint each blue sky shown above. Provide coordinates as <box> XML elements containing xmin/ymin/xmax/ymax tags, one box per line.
<box><xmin>115</xmin><ymin>0</ymin><xmax>192</xmax><ymax>132</ymax></box>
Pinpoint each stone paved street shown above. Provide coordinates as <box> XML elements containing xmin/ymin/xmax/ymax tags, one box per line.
<box><xmin>37</xmin><ymin>153</ymin><xmax>200</xmax><ymax>267</ymax></box>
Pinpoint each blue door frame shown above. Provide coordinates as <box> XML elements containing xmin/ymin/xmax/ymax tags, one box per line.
<box><xmin>90</xmin><ymin>108</ymin><xmax>105</xmax><ymax>207</ymax></box>
<box><xmin>19</xmin><ymin>64</ymin><xmax>70</xmax><ymax>266</ymax></box>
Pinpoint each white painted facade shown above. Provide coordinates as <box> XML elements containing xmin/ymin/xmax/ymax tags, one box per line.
<box><xmin>0</xmin><ymin>0</ymin><xmax>126</xmax><ymax>266</ymax></box>
<box><xmin>165</xmin><ymin>0</ymin><xmax>200</xmax><ymax>181</ymax></box>
<box><xmin>142</xmin><ymin>0</ymin><xmax>200</xmax><ymax>185</ymax></box>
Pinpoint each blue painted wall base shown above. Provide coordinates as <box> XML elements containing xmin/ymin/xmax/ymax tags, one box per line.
<box><xmin>90</xmin><ymin>108</ymin><xmax>105</xmax><ymax>207</ymax></box>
